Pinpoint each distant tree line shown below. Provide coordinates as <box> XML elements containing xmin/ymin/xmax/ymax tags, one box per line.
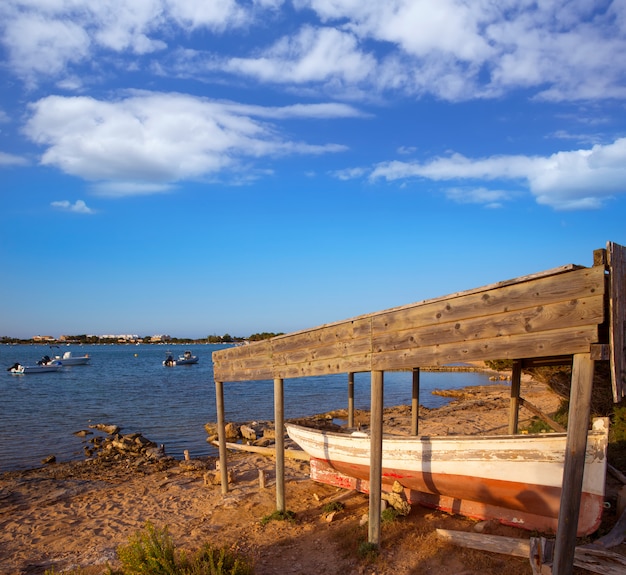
<box><xmin>1</xmin><ymin>331</ymin><xmax>285</xmax><ymax>345</ymax></box>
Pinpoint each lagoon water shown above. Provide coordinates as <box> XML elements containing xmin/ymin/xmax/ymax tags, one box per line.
<box><xmin>1</xmin><ymin>343</ymin><xmax>495</xmax><ymax>472</ymax></box>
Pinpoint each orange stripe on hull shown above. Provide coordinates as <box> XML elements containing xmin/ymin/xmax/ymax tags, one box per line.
<box><xmin>310</xmin><ymin>458</ymin><xmax>604</xmax><ymax>536</ymax></box>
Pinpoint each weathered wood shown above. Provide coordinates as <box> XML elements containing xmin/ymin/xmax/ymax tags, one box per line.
<box><xmin>411</xmin><ymin>367</ymin><xmax>419</xmax><ymax>436</ymax></box>
<box><xmin>213</xmin><ymin>265</ymin><xmax>606</xmax><ymax>382</ymax></box>
<box><xmin>368</xmin><ymin>370</ymin><xmax>384</xmax><ymax>547</ymax></box>
<box><xmin>509</xmin><ymin>360</ymin><xmax>522</xmax><ymax>434</ymax></box>
<box><xmin>437</xmin><ymin>529</ymin><xmax>626</xmax><ymax>575</ymax></box>
<box><xmin>530</xmin><ymin>537</ymin><xmax>554</xmax><ymax>575</ymax></box>
<box><xmin>608</xmin><ymin>241</ymin><xmax>626</xmax><ymax>402</ymax></box>
<box><xmin>215</xmin><ymin>380</ymin><xmax>229</xmax><ymax>495</ymax></box>
<box><xmin>348</xmin><ymin>372</ymin><xmax>355</xmax><ymax>428</ymax></box>
<box><xmin>210</xmin><ymin>440</ymin><xmax>310</xmax><ymax>461</ymax></box>
<box><xmin>274</xmin><ymin>377</ymin><xmax>285</xmax><ymax>512</ymax></box>
<box><xmin>519</xmin><ymin>397</ymin><xmax>566</xmax><ymax>432</ymax></box>
<box><xmin>436</xmin><ymin>528</ymin><xmax>529</xmax><ymax>557</ymax></box>
<box><xmin>553</xmin><ymin>353</ymin><xmax>595</xmax><ymax>575</ymax></box>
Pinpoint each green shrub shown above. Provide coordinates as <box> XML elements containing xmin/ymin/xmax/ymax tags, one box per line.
<box><xmin>107</xmin><ymin>522</ymin><xmax>252</xmax><ymax>575</ymax></box>
<box><xmin>322</xmin><ymin>501</ymin><xmax>345</xmax><ymax>513</ymax></box>
<box><xmin>381</xmin><ymin>508</ymin><xmax>400</xmax><ymax>523</ymax></box>
<box><xmin>357</xmin><ymin>541</ymin><xmax>379</xmax><ymax>560</ymax></box>
<box><xmin>260</xmin><ymin>509</ymin><xmax>296</xmax><ymax>526</ymax></box>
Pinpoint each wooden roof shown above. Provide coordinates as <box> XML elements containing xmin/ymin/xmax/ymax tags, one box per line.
<box><xmin>213</xmin><ymin>241</ymin><xmax>625</xmax><ymax>402</ymax></box>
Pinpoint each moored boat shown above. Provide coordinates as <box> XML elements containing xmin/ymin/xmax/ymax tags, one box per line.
<box><xmin>50</xmin><ymin>351</ymin><xmax>90</xmax><ymax>365</ymax></box>
<box><xmin>163</xmin><ymin>350</ymin><xmax>199</xmax><ymax>366</ymax></box>
<box><xmin>7</xmin><ymin>361</ymin><xmax>63</xmax><ymax>374</ymax></box>
<box><xmin>285</xmin><ymin>418</ymin><xmax>609</xmax><ymax>536</ymax></box>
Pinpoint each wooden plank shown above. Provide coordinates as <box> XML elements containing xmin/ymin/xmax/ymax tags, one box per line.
<box><xmin>371</xmin><ymin>266</ymin><xmax>605</xmax><ymax>333</ymax></box>
<box><xmin>519</xmin><ymin>397</ymin><xmax>566</xmax><ymax>432</ymax></box>
<box><xmin>436</xmin><ymin>530</ymin><xmax>626</xmax><ymax>575</ymax></box>
<box><xmin>553</xmin><ymin>353</ymin><xmax>595</xmax><ymax>575</ymax></box>
<box><xmin>608</xmin><ymin>241</ymin><xmax>626</xmax><ymax>402</ymax></box>
<box><xmin>210</xmin><ymin>440</ymin><xmax>310</xmax><ymax>461</ymax></box>
<box><xmin>371</xmin><ymin>326</ymin><xmax>599</xmax><ymax>370</ymax></box>
<box><xmin>436</xmin><ymin>529</ymin><xmax>530</xmax><ymax>558</ymax></box>
<box><xmin>371</xmin><ymin>295</ymin><xmax>604</xmax><ymax>353</ymax></box>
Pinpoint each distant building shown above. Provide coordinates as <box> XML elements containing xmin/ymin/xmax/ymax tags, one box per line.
<box><xmin>151</xmin><ymin>334</ymin><xmax>171</xmax><ymax>342</ymax></box>
<box><xmin>32</xmin><ymin>335</ymin><xmax>55</xmax><ymax>342</ymax></box>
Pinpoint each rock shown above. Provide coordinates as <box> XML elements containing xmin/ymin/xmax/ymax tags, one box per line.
<box><xmin>73</xmin><ymin>430</ymin><xmax>93</xmax><ymax>437</ymax></box>
<box><xmin>224</xmin><ymin>422</ymin><xmax>239</xmax><ymax>439</ymax></box>
<box><xmin>381</xmin><ymin>481</ymin><xmax>411</xmax><ymax>516</ymax></box>
<box><xmin>89</xmin><ymin>423</ymin><xmax>120</xmax><ymax>435</ymax></box>
<box><xmin>41</xmin><ymin>455</ymin><xmax>56</xmax><ymax>465</ymax></box>
<box><xmin>204</xmin><ymin>469</ymin><xmax>234</xmax><ymax>486</ymax></box>
<box><xmin>240</xmin><ymin>424</ymin><xmax>257</xmax><ymax>441</ymax></box>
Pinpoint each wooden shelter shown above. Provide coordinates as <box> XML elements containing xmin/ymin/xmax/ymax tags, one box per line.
<box><xmin>212</xmin><ymin>241</ymin><xmax>626</xmax><ymax>575</ymax></box>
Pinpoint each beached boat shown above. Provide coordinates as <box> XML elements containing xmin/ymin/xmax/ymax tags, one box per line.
<box><xmin>163</xmin><ymin>350</ymin><xmax>199</xmax><ymax>366</ymax></box>
<box><xmin>7</xmin><ymin>361</ymin><xmax>63</xmax><ymax>374</ymax></box>
<box><xmin>285</xmin><ymin>418</ymin><xmax>609</xmax><ymax>536</ymax></box>
<box><xmin>50</xmin><ymin>351</ymin><xmax>91</xmax><ymax>365</ymax></box>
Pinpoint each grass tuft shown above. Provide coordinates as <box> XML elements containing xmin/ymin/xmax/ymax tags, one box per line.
<box><xmin>260</xmin><ymin>509</ymin><xmax>296</xmax><ymax>526</ymax></box>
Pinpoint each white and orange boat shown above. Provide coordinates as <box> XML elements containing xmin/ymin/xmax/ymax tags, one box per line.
<box><xmin>286</xmin><ymin>417</ymin><xmax>609</xmax><ymax>536</ymax></box>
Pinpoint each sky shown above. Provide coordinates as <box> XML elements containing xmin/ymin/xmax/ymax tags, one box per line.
<box><xmin>1</xmin><ymin>1</ymin><xmax>626</xmax><ymax>340</ymax></box>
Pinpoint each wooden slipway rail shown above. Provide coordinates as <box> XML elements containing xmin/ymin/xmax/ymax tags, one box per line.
<box><xmin>212</xmin><ymin>241</ymin><xmax>626</xmax><ymax>575</ymax></box>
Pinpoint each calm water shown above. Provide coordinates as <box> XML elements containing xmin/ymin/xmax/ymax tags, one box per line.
<box><xmin>0</xmin><ymin>343</ymin><xmax>494</xmax><ymax>472</ymax></box>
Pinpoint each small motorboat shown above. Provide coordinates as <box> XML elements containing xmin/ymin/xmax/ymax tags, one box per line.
<box><xmin>7</xmin><ymin>361</ymin><xmax>63</xmax><ymax>374</ymax></box>
<box><xmin>163</xmin><ymin>350</ymin><xmax>199</xmax><ymax>366</ymax></box>
<box><xmin>50</xmin><ymin>351</ymin><xmax>90</xmax><ymax>365</ymax></box>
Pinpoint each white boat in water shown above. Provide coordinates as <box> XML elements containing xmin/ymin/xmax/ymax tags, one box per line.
<box><xmin>163</xmin><ymin>350</ymin><xmax>199</xmax><ymax>366</ymax></box>
<box><xmin>7</xmin><ymin>361</ymin><xmax>63</xmax><ymax>374</ymax></box>
<box><xmin>285</xmin><ymin>418</ymin><xmax>609</xmax><ymax>536</ymax></box>
<box><xmin>50</xmin><ymin>351</ymin><xmax>91</xmax><ymax>365</ymax></box>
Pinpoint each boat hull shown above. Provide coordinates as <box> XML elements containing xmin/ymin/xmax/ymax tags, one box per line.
<box><xmin>10</xmin><ymin>364</ymin><xmax>63</xmax><ymax>374</ymax></box>
<box><xmin>286</xmin><ymin>419</ymin><xmax>609</xmax><ymax>536</ymax></box>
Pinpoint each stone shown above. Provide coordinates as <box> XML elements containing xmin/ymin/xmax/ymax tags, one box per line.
<box><xmin>224</xmin><ymin>422</ymin><xmax>239</xmax><ymax>439</ymax></box>
<box><xmin>240</xmin><ymin>424</ymin><xmax>257</xmax><ymax>441</ymax></box>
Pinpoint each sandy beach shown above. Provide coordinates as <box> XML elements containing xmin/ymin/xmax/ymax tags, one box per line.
<box><xmin>1</xmin><ymin>377</ymin><xmax>624</xmax><ymax>575</ymax></box>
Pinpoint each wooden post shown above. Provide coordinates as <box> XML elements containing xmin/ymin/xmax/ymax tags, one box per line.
<box><xmin>411</xmin><ymin>368</ymin><xmax>420</xmax><ymax>436</ymax></box>
<box><xmin>552</xmin><ymin>353</ymin><xmax>595</xmax><ymax>575</ymax></box>
<box><xmin>215</xmin><ymin>380</ymin><xmax>229</xmax><ymax>495</ymax></box>
<box><xmin>368</xmin><ymin>370</ymin><xmax>384</xmax><ymax>546</ymax></box>
<box><xmin>348</xmin><ymin>372</ymin><xmax>355</xmax><ymax>428</ymax></box>
<box><xmin>274</xmin><ymin>377</ymin><xmax>285</xmax><ymax>512</ymax></box>
<box><xmin>508</xmin><ymin>360</ymin><xmax>522</xmax><ymax>435</ymax></box>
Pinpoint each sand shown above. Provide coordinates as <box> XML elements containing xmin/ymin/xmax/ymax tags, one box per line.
<box><xmin>1</xmin><ymin>377</ymin><xmax>624</xmax><ymax>575</ymax></box>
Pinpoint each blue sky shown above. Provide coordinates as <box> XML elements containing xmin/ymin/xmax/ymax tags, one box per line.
<box><xmin>1</xmin><ymin>1</ymin><xmax>626</xmax><ymax>340</ymax></box>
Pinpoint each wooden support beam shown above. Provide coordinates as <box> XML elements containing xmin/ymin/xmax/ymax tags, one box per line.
<box><xmin>368</xmin><ymin>370</ymin><xmax>384</xmax><ymax>546</ymax></box>
<box><xmin>509</xmin><ymin>360</ymin><xmax>522</xmax><ymax>434</ymax></box>
<box><xmin>274</xmin><ymin>377</ymin><xmax>285</xmax><ymax>512</ymax></box>
<box><xmin>411</xmin><ymin>368</ymin><xmax>420</xmax><ymax>436</ymax></box>
<box><xmin>210</xmin><ymin>440</ymin><xmax>310</xmax><ymax>461</ymax></box>
<box><xmin>348</xmin><ymin>372</ymin><xmax>355</xmax><ymax>428</ymax></box>
<box><xmin>215</xmin><ymin>380</ymin><xmax>229</xmax><ymax>495</ymax></box>
<box><xmin>552</xmin><ymin>353</ymin><xmax>595</xmax><ymax>575</ymax></box>
<box><xmin>519</xmin><ymin>397</ymin><xmax>566</xmax><ymax>432</ymax></box>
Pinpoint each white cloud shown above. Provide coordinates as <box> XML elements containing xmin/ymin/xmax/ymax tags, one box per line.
<box><xmin>1</xmin><ymin>1</ymin><xmax>625</xmax><ymax>100</ymax></box>
<box><xmin>23</xmin><ymin>91</ymin><xmax>351</xmax><ymax>194</ymax></box>
<box><xmin>370</xmin><ymin>138</ymin><xmax>626</xmax><ymax>210</ymax></box>
<box><xmin>0</xmin><ymin>151</ymin><xmax>28</xmax><ymax>166</ymax></box>
<box><xmin>225</xmin><ymin>26</ymin><xmax>377</xmax><ymax>85</ymax></box>
<box><xmin>51</xmin><ymin>199</ymin><xmax>95</xmax><ymax>214</ymax></box>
